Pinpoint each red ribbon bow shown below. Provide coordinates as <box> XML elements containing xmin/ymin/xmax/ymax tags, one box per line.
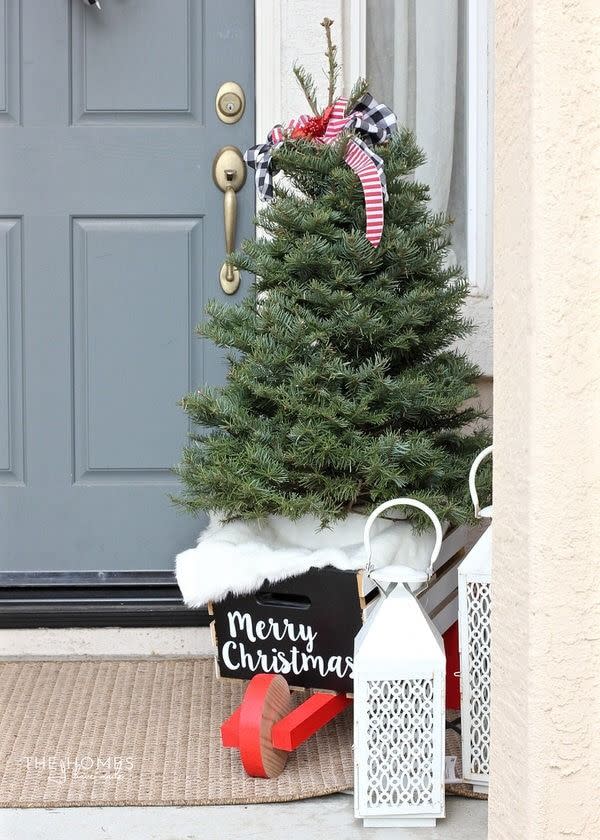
<box><xmin>286</xmin><ymin>99</ymin><xmax>385</xmax><ymax>246</ymax></box>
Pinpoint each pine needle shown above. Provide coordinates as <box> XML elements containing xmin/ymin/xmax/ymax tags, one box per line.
<box><xmin>345</xmin><ymin>77</ymin><xmax>370</xmax><ymax>115</ymax></box>
<box><xmin>293</xmin><ymin>63</ymin><xmax>319</xmax><ymax>115</ymax></box>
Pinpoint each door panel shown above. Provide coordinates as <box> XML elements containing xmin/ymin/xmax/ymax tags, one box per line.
<box><xmin>71</xmin><ymin>217</ymin><xmax>202</xmax><ymax>480</ymax></box>
<box><xmin>71</xmin><ymin>0</ymin><xmax>203</xmax><ymax>122</ymax></box>
<box><xmin>0</xmin><ymin>0</ymin><xmax>254</xmax><ymax>571</ymax></box>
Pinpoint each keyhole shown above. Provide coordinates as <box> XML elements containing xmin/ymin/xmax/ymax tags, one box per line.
<box><xmin>215</xmin><ymin>83</ymin><xmax>245</xmax><ymax>124</ymax></box>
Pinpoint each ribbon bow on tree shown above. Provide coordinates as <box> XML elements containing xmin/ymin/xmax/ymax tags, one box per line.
<box><xmin>245</xmin><ymin>93</ymin><xmax>397</xmax><ymax>248</ymax></box>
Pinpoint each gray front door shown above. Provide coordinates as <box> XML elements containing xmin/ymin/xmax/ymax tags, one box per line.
<box><xmin>0</xmin><ymin>0</ymin><xmax>254</xmax><ymax>571</ymax></box>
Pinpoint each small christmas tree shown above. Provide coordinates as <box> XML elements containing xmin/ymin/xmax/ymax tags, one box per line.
<box><xmin>176</xmin><ymin>20</ymin><xmax>490</xmax><ymax>528</ymax></box>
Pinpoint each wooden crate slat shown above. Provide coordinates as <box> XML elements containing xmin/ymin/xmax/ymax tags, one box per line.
<box><xmin>433</xmin><ymin>525</ymin><xmax>468</xmax><ymax>572</ymax></box>
<box><xmin>418</xmin><ymin>555</ymin><xmax>462</xmax><ymax>615</ymax></box>
<box><xmin>430</xmin><ymin>591</ymin><xmax>459</xmax><ymax>635</ymax></box>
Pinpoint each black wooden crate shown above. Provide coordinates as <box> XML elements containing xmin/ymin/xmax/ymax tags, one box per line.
<box><xmin>211</xmin><ymin>566</ymin><xmax>377</xmax><ymax>694</ymax></box>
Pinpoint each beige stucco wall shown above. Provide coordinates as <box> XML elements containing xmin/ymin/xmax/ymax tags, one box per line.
<box><xmin>490</xmin><ymin>0</ymin><xmax>600</xmax><ymax>837</ymax></box>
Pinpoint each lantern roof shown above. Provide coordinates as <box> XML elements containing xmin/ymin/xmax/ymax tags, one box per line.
<box><xmin>458</xmin><ymin>525</ymin><xmax>492</xmax><ymax>576</ymax></box>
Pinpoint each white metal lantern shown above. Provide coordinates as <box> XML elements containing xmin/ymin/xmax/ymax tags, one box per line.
<box><xmin>354</xmin><ymin>498</ymin><xmax>446</xmax><ymax>829</ymax></box>
<box><xmin>458</xmin><ymin>445</ymin><xmax>492</xmax><ymax>794</ymax></box>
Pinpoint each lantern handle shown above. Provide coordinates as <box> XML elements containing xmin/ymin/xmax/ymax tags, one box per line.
<box><xmin>469</xmin><ymin>445</ymin><xmax>493</xmax><ymax>518</ymax></box>
<box><xmin>363</xmin><ymin>498</ymin><xmax>443</xmax><ymax>581</ymax></box>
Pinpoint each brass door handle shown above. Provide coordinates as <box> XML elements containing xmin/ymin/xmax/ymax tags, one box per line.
<box><xmin>212</xmin><ymin>146</ymin><xmax>246</xmax><ymax>294</ymax></box>
<box><xmin>223</xmin><ymin>171</ymin><xmax>237</xmax><ymax>277</ymax></box>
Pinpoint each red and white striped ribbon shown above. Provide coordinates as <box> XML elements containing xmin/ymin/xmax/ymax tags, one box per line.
<box><xmin>320</xmin><ymin>97</ymin><xmax>350</xmax><ymax>141</ymax></box>
<box><xmin>343</xmin><ymin>138</ymin><xmax>384</xmax><ymax>247</ymax></box>
<box><xmin>318</xmin><ymin>98</ymin><xmax>385</xmax><ymax>247</ymax></box>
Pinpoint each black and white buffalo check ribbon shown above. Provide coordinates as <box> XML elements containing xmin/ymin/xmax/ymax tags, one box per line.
<box><xmin>244</xmin><ymin>93</ymin><xmax>397</xmax><ymax>247</ymax></box>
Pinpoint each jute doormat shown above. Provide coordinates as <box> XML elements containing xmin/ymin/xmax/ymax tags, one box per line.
<box><xmin>0</xmin><ymin>658</ymin><xmax>485</xmax><ymax>807</ymax></box>
<box><xmin>0</xmin><ymin>657</ymin><xmax>352</xmax><ymax>807</ymax></box>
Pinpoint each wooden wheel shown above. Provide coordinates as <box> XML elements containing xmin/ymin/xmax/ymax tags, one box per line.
<box><xmin>238</xmin><ymin>674</ymin><xmax>292</xmax><ymax>778</ymax></box>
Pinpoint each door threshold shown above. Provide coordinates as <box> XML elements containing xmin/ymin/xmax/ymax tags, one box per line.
<box><xmin>0</xmin><ymin>571</ymin><xmax>209</xmax><ymax>628</ymax></box>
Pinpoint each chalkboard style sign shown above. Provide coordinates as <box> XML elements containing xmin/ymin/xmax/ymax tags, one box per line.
<box><xmin>211</xmin><ymin>566</ymin><xmax>378</xmax><ymax>694</ymax></box>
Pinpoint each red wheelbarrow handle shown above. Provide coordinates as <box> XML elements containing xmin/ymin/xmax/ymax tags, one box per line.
<box><xmin>272</xmin><ymin>691</ymin><xmax>352</xmax><ymax>750</ymax></box>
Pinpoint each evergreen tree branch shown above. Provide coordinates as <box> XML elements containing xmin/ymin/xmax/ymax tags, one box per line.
<box><xmin>292</xmin><ymin>64</ymin><xmax>319</xmax><ymax>115</ymax></box>
<box><xmin>321</xmin><ymin>17</ymin><xmax>340</xmax><ymax>106</ymax></box>
<box><xmin>345</xmin><ymin>77</ymin><xmax>369</xmax><ymax>114</ymax></box>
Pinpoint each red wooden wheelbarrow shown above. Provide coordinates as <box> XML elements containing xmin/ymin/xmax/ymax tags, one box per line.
<box><xmin>213</xmin><ymin>522</ymin><xmax>482</xmax><ymax>778</ymax></box>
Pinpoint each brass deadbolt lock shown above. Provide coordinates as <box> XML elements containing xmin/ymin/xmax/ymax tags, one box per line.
<box><xmin>216</xmin><ymin>82</ymin><xmax>245</xmax><ymax>124</ymax></box>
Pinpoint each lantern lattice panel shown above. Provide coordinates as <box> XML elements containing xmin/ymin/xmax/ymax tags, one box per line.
<box><xmin>365</xmin><ymin>678</ymin><xmax>435</xmax><ymax>809</ymax></box>
<box><xmin>465</xmin><ymin>580</ymin><xmax>491</xmax><ymax>777</ymax></box>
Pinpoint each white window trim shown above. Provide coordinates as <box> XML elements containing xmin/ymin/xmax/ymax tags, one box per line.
<box><xmin>347</xmin><ymin>0</ymin><xmax>367</xmax><ymax>80</ymax></box>
<box><xmin>466</xmin><ymin>0</ymin><xmax>493</xmax><ymax>297</ymax></box>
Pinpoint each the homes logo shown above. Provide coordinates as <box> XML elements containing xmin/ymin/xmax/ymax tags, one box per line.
<box><xmin>20</xmin><ymin>754</ymin><xmax>134</xmax><ymax>784</ymax></box>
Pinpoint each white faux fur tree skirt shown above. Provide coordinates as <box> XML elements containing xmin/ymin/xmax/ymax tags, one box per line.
<box><xmin>175</xmin><ymin>512</ymin><xmax>435</xmax><ymax>607</ymax></box>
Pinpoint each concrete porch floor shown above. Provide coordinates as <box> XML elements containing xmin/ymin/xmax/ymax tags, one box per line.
<box><xmin>0</xmin><ymin>795</ymin><xmax>487</xmax><ymax>840</ymax></box>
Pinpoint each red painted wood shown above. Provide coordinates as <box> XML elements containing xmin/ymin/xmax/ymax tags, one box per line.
<box><xmin>237</xmin><ymin>674</ymin><xmax>290</xmax><ymax>778</ymax></box>
<box><xmin>220</xmin><ymin>706</ymin><xmax>241</xmax><ymax>748</ymax></box>
<box><xmin>443</xmin><ymin>621</ymin><xmax>461</xmax><ymax>709</ymax></box>
<box><xmin>272</xmin><ymin>692</ymin><xmax>352</xmax><ymax>751</ymax></box>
